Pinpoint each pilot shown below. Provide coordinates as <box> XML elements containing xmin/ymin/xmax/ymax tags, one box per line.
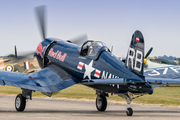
<box><xmin>88</xmin><ymin>46</ymin><xmax>94</xmax><ymax>56</ymax></box>
<box><xmin>88</xmin><ymin>42</ymin><xmax>98</xmax><ymax>56</ymax></box>
<box><xmin>81</xmin><ymin>45</ymin><xmax>89</xmax><ymax>56</ymax></box>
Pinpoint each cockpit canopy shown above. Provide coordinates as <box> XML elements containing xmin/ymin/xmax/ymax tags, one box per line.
<box><xmin>78</xmin><ymin>40</ymin><xmax>108</xmax><ymax>58</ymax></box>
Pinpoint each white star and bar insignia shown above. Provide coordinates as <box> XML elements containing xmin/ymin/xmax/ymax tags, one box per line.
<box><xmin>77</xmin><ymin>60</ymin><xmax>101</xmax><ymax>79</ymax></box>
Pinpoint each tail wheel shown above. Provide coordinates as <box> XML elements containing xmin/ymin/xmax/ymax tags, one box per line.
<box><xmin>126</xmin><ymin>107</ymin><xmax>133</xmax><ymax>116</ymax></box>
<box><xmin>15</xmin><ymin>94</ymin><xmax>26</xmax><ymax>112</ymax></box>
<box><xmin>96</xmin><ymin>95</ymin><xmax>107</xmax><ymax>111</ymax></box>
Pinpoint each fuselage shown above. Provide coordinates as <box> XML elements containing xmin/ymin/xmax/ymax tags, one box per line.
<box><xmin>36</xmin><ymin>38</ymin><xmax>152</xmax><ymax>94</ymax></box>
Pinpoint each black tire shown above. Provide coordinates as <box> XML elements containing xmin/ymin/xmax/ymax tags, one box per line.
<box><xmin>15</xmin><ymin>94</ymin><xmax>26</xmax><ymax>112</ymax></box>
<box><xmin>96</xmin><ymin>95</ymin><xmax>107</xmax><ymax>111</ymax></box>
<box><xmin>126</xmin><ymin>107</ymin><xmax>133</xmax><ymax>116</ymax></box>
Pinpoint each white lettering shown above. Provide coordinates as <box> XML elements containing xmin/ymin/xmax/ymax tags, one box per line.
<box><xmin>126</xmin><ymin>47</ymin><xmax>143</xmax><ymax>72</ymax></box>
<box><xmin>126</xmin><ymin>47</ymin><xmax>135</xmax><ymax>69</ymax></box>
<box><xmin>117</xmin><ymin>84</ymin><xmax>119</xmax><ymax>89</ymax></box>
<box><xmin>170</xmin><ymin>66</ymin><xmax>180</xmax><ymax>73</ymax></box>
<box><xmin>160</xmin><ymin>68</ymin><xmax>168</xmax><ymax>74</ymax></box>
<box><xmin>101</xmin><ymin>71</ymin><xmax>108</xmax><ymax>79</ymax></box>
<box><xmin>108</xmin><ymin>74</ymin><xmax>112</xmax><ymax>79</ymax></box>
<box><xmin>100</xmin><ymin>71</ymin><xmax>119</xmax><ymax>79</ymax></box>
<box><xmin>145</xmin><ymin>66</ymin><xmax>180</xmax><ymax>76</ymax></box>
<box><xmin>148</xmin><ymin>70</ymin><xmax>160</xmax><ymax>76</ymax></box>
<box><xmin>115</xmin><ymin>76</ymin><xmax>119</xmax><ymax>78</ymax></box>
<box><xmin>134</xmin><ymin>50</ymin><xmax>143</xmax><ymax>72</ymax></box>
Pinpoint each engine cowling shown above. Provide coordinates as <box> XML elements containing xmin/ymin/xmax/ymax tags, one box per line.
<box><xmin>35</xmin><ymin>39</ymin><xmax>57</xmax><ymax>68</ymax></box>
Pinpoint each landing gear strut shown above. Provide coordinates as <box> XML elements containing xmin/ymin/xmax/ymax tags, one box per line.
<box><xmin>118</xmin><ymin>92</ymin><xmax>133</xmax><ymax>116</ymax></box>
<box><xmin>95</xmin><ymin>90</ymin><xmax>108</xmax><ymax>111</ymax></box>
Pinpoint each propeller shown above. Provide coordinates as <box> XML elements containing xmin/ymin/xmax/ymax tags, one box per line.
<box><xmin>68</xmin><ymin>34</ymin><xmax>88</xmax><ymax>46</ymax></box>
<box><xmin>35</xmin><ymin>5</ymin><xmax>46</xmax><ymax>40</ymax></box>
<box><xmin>144</xmin><ymin>47</ymin><xmax>153</xmax><ymax>64</ymax></box>
<box><xmin>145</xmin><ymin>47</ymin><xmax>153</xmax><ymax>58</ymax></box>
<box><xmin>2</xmin><ymin>6</ymin><xmax>47</xmax><ymax>72</ymax></box>
<box><xmin>13</xmin><ymin>52</ymin><xmax>35</xmax><ymax>62</ymax></box>
<box><xmin>35</xmin><ymin>5</ymin><xmax>87</xmax><ymax>46</ymax></box>
<box><xmin>5</xmin><ymin>51</ymin><xmax>35</xmax><ymax>66</ymax></box>
<box><xmin>2</xmin><ymin>45</ymin><xmax>35</xmax><ymax>72</ymax></box>
<box><xmin>7</xmin><ymin>6</ymin><xmax>88</xmax><ymax>69</ymax></box>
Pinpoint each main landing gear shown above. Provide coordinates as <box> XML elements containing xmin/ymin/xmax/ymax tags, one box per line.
<box><xmin>15</xmin><ymin>94</ymin><xmax>26</xmax><ymax>111</ymax></box>
<box><xmin>15</xmin><ymin>89</ymin><xmax>32</xmax><ymax>112</ymax></box>
<box><xmin>95</xmin><ymin>90</ymin><xmax>108</xmax><ymax>112</ymax></box>
<box><xmin>96</xmin><ymin>95</ymin><xmax>107</xmax><ymax>111</ymax></box>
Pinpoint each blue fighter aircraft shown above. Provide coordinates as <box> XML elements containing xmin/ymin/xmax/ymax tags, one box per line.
<box><xmin>1</xmin><ymin>6</ymin><xmax>180</xmax><ymax>116</ymax></box>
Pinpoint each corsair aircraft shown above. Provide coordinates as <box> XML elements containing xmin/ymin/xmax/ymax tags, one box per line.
<box><xmin>1</xmin><ymin>6</ymin><xmax>180</xmax><ymax>116</ymax></box>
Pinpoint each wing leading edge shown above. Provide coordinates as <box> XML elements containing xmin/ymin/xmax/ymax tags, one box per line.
<box><xmin>0</xmin><ymin>64</ymin><xmax>80</xmax><ymax>93</ymax></box>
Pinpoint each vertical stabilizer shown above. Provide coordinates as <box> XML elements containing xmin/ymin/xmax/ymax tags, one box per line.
<box><xmin>125</xmin><ymin>30</ymin><xmax>144</xmax><ymax>78</ymax></box>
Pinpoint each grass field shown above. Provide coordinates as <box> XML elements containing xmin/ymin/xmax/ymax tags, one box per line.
<box><xmin>1</xmin><ymin>84</ymin><xmax>180</xmax><ymax>107</ymax></box>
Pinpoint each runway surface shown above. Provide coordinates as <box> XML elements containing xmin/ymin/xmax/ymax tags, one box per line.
<box><xmin>0</xmin><ymin>95</ymin><xmax>180</xmax><ymax>120</ymax></box>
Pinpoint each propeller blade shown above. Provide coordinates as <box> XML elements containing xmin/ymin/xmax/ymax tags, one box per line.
<box><xmin>145</xmin><ymin>47</ymin><xmax>153</xmax><ymax>58</ymax></box>
<box><xmin>69</xmin><ymin>34</ymin><xmax>88</xmax><ymax>46</ymax></box>
<box><xmin>14</xmin><ymin>45</ymin><xmax>17</xmax><ymax>58</ymax></box>
<box><xmin>3</xmin><ymin>52</ymin><xmax>35</xmax><ymax>68</ymax></box>
<box><xmin>35</xmin><ymin>5</ymin><xmax>46</xmax><ymax>40</ymax></box>
<box><xmin>111</xmin><ymin>46</ymin><xmax>113</xmax><ymax>53</ymax></box>
<box><xmin>13</xmin><ymin>52</ymin><xmax>35</xmax><ymax>63</ymax></box>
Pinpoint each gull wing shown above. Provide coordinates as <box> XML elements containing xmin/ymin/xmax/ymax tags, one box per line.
<box><xmin>0</xmin><ymin>64</ymin><xmax>80</xmax><ymax>93</ymax></box>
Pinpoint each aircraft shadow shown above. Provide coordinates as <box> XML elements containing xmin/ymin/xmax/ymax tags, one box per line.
<box><xmin>0</xmin><ymin>109</ymin><xmax>179</xmax><ymax>117</ymax></box>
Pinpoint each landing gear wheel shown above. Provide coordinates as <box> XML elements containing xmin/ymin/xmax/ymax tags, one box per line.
<box><xmin>96</xmin><ymin>95</ymin><xmax>107</xmax><ymax>111</ymax></box>
<box><xmin>126</xmin><ymin>107</ymin><xmax>133</xmax><ymax>116</ymax></box>
<box><xmin>15</xmin><ymin>94</ymin><xmax>26</xmax><ymax>112</ymax></box>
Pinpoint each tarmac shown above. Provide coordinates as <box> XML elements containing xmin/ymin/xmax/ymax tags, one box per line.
<box><xmin>0</xmin><ymin>95</ymin><xmax>180</xmax><ymax>120</ymax></box>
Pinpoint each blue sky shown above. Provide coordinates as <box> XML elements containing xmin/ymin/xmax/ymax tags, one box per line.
<box><xmin>0</xmin><ymin>0</ymin><xmax>180</xmax><ymax>57</ymax></box>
